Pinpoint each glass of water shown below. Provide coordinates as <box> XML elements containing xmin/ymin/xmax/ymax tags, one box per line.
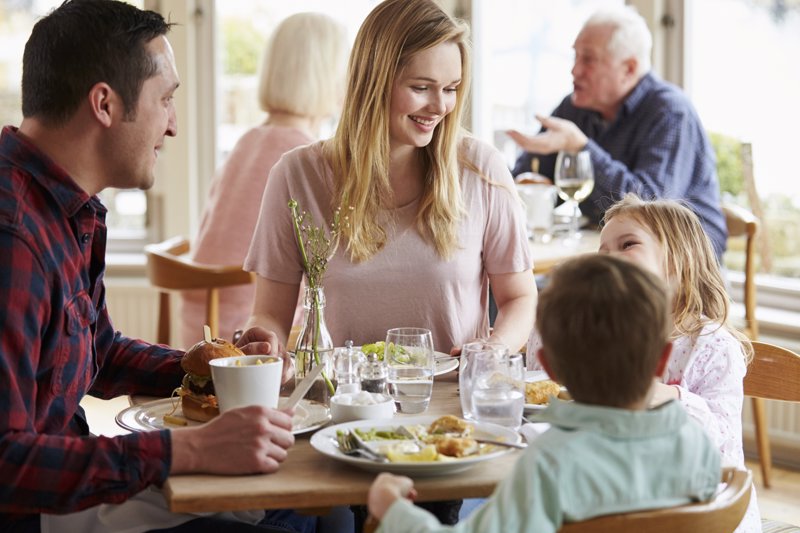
<box><xmin>385</xmin><ymin>327</ymin><xmax>435</xmax><ymax>414</ymax></box>
<box><xmin>459</xmin><ymin>341</ymin><xmax>509</xmax><ymax>420</ymax></box>
<box><xmin>470</xmin><ymin>351</ymin><xmax>525</xmax><ymax>429</ymax></box>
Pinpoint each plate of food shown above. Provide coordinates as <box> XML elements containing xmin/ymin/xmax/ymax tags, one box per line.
<box><xmin>524</xmin><ymin>370</ymin><xmax>569</xmax><ymax>413</ymax></box>
<box><xmin>358</xmin><ymin>342</ymin><xmax>459</xmax><ymax>376</ymax></box>
<box><xmin>115</xmin><ymin>397</ymin><xmax>330</xmax><ymax>435</ymax></box>
<box><xmin>309</xmin><ymin>414</ymin><xmax>522</xmax><ymax>476</ymax></box>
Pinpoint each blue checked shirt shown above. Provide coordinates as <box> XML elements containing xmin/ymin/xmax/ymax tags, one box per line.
<box><xmin>512</xmin><ymin>73</ymin><xmax>728</xmax><ymax>258</ymax></box>
<box><xmin>0</xmin><ymin>126</ymin><xmax>184</xmax><ymax>526</ymax></box>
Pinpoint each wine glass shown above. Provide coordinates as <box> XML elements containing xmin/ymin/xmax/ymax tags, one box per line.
<box><xmin>554</xmin><ymin>150</ymin><xmax>594</xmax><ymax>243</ymax></box>
<box><xmin>385</xmin><ymin>327</ymin><xmax>435</xmax><ymax>414</ymax></box>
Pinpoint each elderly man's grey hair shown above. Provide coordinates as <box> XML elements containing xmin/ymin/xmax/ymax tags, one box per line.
<box><xmin>585</xmin><ymin>5</ymin><xmax>652</xmax><ymax>76</ymax></box>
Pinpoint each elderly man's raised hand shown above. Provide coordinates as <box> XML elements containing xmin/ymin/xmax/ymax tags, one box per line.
<box><xmin>169</xmin><ymin>405</ymin><xmax>295</xmax><ymax>475</ymax></box>
<box><xmin>507</xmin><ymin>114</ymin><xmax>589</xmax><ymax>155</ymax></box>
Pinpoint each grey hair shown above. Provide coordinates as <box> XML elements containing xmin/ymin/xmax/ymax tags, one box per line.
<box><xmin>585</xmin><ymin>6</ymin><xmax>652</xmax><ymax>76</ymax></box>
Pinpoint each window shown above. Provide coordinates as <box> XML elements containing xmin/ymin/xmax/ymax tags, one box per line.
<box><xmin>685</xmin><ymin>0</ymin><xmax>800</xmax><ymax>284</ymax></box>
<box><xmin>0</xmin><ymin>0</ymin><xmax>150</xmax><ymax>253</ymax></box>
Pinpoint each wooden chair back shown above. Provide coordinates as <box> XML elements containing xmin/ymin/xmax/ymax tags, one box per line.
<box><xmin>722</xmin><ymin>203</ymin><xmax>759</xmax><ymax>339</ymax></box>
<box><xmin>144</xmin><ymin>236</ymin><xmax>255</xmax><ymax>345</ymax></box>
<box><xmin>558</xmin><ymin>468</ymin><xmax>752</xmax><ymax>533</ymax></box>
<box><xmin>744</xmin><ymin>341</ymin><xmax>800</xmax><ymax>402</ymax></box>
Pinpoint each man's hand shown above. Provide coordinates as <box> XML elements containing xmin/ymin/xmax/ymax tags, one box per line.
<box><xmin>507</xmin><ymin>114</ymin><xmax>588</xmax><ymax>155</ymax></box>
<box><xmin>367</xmin><ymin>472</ymin><xmax>417</xmax><ymax>521</ymax></box>
<box><xmin>235</xmin><ymin>326</ymin><xmax>293</xmax><ymax>382</ymax></box>
<box><xmin>170</xmin><ymin>406</ymin><xmax>295</xmax><ymax>475</ymax></box>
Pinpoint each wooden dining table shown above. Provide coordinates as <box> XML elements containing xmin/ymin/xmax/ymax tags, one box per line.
<box><xmin>529</xmin><ymin>230</ymin><xmax>600</xmax><ymax>275</ymax></box>
<box><xmin>159</xmin><ymin>372</ymin><xmax>524</xmax><ymax>514</ymax></box>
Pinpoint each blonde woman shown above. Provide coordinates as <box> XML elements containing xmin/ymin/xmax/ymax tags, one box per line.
<box><xmin>243</xmin><ymin>0</ymin><xmax>536</xmax><ymax>357</ymax></box>
<box><xmin>180</xmin><ymin>12</ymin><xmax>348</xmax><ymax>348</ymax></box>
<box><xmin>597</xmin><ymin>194</ymin><xmax>761</xmax><ymax>533</ymax></box>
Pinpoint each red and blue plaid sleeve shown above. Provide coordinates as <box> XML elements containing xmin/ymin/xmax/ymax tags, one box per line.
<box><xmin>0</xmin><ymin>228</ymin><xmax>175</xmax><ymax>517</ymax></box>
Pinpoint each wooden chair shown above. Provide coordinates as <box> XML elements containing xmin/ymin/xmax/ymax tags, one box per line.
<box><xmin>744</xmin><ymin>341</ymin><xmax>800</xmax><ymax>490</ymax></box>
<box><xmin>722</xmin><ymin>203</ymin><xmax>772</xmax><ymax>486</ymax></box>
<box><xmin>144</xmin><ymin>236</ymin><xmax>255</xmax><ymax>345</ymax></box>
<box><xmin>558</xmin><ymin>468</ymin><xmax>752</xmax><ymax>533</ymax></box>
<box><xmin>723</xmin><ymin>203</ymin><xmax>759</xmax><ymax>339</ymax></box>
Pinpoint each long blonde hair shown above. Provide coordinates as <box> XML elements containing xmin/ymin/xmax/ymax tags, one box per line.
<box><xmin>324</xmin><ymin>0</ymin><xmax>471</xmax><ymax>262</ymax></box>
<box><xmin>604</xmin><ymin>194</ymin><xmax>752</xmax><ymax>362</ymax></box>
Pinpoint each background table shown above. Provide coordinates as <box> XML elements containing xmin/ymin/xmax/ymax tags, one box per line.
<box><xmin>529</xmin><ymin>231</ymin><xmax>600</xmax><ymax>275</ymax></box>
<box><xmin>161</xmin><ymin>373</ymin><xmax>523</xmax><ymax>513</ymax></box>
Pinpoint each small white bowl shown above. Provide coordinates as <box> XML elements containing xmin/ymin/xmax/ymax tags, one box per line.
<box><xmin>330</xmin><ymin>391</ymin><xmax>395</xmax><ymax>423</ymax></box>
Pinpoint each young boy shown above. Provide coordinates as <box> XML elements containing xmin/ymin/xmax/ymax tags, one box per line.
<box><xmin>367</xmin><ymin>254</ymin><xmax>722</xmax><ymax>532</ymax></box>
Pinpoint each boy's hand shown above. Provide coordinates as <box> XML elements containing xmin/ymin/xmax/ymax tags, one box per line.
<box><xmin>649</xmin><ymin>381</ymin><xmax>680</xmax><ymax>407</ymax></box>
<box><xmin>367</xmin><ymin>472</ymin><xmax>417</xmax><ymax>520</ymax></box>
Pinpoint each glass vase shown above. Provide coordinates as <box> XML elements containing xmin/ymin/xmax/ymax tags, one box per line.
<box><xmin>294</xmin><ymin>286</ymin><xmax>335</xmax><ymax>405</ymax></box>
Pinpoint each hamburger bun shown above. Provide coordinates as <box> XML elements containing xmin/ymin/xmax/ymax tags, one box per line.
<box><xmin>180</xmin><ymin>392</ymin><xmax>220</xmax><ymax>422</ymax></box>
<box><xmin>181</xmin><ymin>337</ymin><xmax>243</xmax><ymax>377</ymax></box>
<box><xmin>179</xmin><ymin>337</ymin><xmax>244</xmax><ymax>422</ymax></box>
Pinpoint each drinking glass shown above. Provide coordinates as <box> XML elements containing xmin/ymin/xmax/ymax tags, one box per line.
<box><xmin>470</xmin><ymin>351</ymin><xmax>524</xmax><ymax>429</ymax></box>
<box><xmin>459</xmin><ymin>341</ymin><xmax>509</xmax><ymax>420</ymax></box>
<box><xmin>554</xmin><ymin>150</ymin><xmax>594</xmax><ymax>243</ymax></box>
<box><xmin>385</xmin><ymin>327</ymin><xmax>435</xmax><ymax>414</ymax></box>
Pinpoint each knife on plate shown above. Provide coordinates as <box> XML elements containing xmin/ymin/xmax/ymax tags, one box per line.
<box><xmin>285</xmin><ymin>363</ymin><xmax>324</xmax><ymax>410</ymax></box>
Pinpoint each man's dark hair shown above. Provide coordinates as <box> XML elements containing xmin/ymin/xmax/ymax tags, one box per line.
<box><xmin>21</xmin><ymin>0</ymin><xmax>173</xmax><ymax>125</ymax></box>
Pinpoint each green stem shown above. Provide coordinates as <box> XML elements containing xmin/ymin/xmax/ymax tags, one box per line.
<box><xmin>311</xmin><ymin>289</ymin><xmax>335</xmax><ymax>395</ymax></box>
<box><xmin>290</xmin><ymin>203</ymin><xmax>311</xmax><ymax>277</ymax></box>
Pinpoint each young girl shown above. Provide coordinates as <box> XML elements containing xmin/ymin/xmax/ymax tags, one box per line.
<box><xmin>597</xmin><ymin>194</ymin><xmax>760</xmax><ymax>533</ymax></box>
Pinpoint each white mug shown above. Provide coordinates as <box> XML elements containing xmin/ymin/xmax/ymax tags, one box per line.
<box><xmin>209</xmin><ymin>355</ymin><xmax>283</xmax><ymax>412</ymax></box>
<box><xmin>516</xmin><ymin>183</ymin><xmax>557</xmax><ymax>241</ymax></box>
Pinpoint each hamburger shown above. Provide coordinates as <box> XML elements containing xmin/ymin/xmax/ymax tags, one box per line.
<box><xmin>179</xmin><ymin>336</ymin><xmax>244</xmax><ymax>422</ymax></box>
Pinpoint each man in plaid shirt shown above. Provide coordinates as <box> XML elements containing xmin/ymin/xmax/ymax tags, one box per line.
<box><xmin>0</xmin><ymin>1</ymin><xmax>304</xmax><ymax>532</ymax></box>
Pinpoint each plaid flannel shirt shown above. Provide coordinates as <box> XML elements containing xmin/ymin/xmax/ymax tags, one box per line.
<box><xmin>0</xmin><ymin>126</ymin><xmax>184</xmax><ymax>526</ymax></box>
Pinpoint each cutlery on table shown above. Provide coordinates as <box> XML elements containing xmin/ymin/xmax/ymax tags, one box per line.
<box><xmin>472</xmin><ymin>437</ymin><xmax>527</xmax><ymax>449</ymax></box>
<box><xmin>335</xmin><ymin>431</ymin><xmax>388</xmax><ymax>462</ymax></box>
<box><xmin>284</xmin><ymin>363</ymin><xmax>324</xmax><ymax>410</ymax></box>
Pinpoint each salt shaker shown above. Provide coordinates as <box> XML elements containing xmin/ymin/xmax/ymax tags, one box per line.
<box><xmin>333</xmin><ymin>340</ymin><xmax>363</xmax><ymax>395</ymax></box>
<box><xmin>359</xmin><ymin>350</ymin><xmax>387</xmax><ymax>394</ymax></box>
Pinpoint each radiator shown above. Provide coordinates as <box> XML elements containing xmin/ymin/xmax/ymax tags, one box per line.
<box><xmin>743</xmin><ymin>401</ymin><xmax>800</xmax><ymax>469</ymax></box>
<box><xmin>104</xmin><ymin>278</ymin><xmax>160</xmax><ymax>344</ymax></box>
<box><xmin>104</xmin><ymin>280</ymin><xmax>800</xmax><ymax>466</ymax></box>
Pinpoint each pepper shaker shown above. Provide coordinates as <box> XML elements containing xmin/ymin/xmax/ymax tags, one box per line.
<box><xmin>359</xmin><ymin>350</ymin><xmax>387</xmax><ymax>394</ymax></box>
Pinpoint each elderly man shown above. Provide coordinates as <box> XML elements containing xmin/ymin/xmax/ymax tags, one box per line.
<box><xmin>508</xmin><ymin>6</ymin><xmax>727</xmax><ymax>258</ymax></box>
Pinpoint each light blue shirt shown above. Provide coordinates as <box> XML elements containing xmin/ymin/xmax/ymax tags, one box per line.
<box><xmin>379</xmin><ymin>400</ymin><xmax>721</xmax><ymax>533</ymax></box>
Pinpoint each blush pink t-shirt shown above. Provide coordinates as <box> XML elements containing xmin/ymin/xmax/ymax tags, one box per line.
<box><xmin>179</xmin><ymin>125</ymin><xmax>312</xmax><ymax>348</ymax></box>
<box><xmin>244</xmin><ymin>137</ymin><xmax>533</xmax><ymax>353</ymax></box>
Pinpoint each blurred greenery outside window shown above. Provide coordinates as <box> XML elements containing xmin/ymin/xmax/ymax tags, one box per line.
<box><xmin>693</xmin><ymin>0</ymin><xmax>800</xmax><ymax>281</ymax></box>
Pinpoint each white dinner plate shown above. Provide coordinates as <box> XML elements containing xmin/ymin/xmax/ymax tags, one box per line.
<box><xmin>346</xmin><ymin>347</ymin><xmax>459</xmax><ymax>377</ymax></box>
<box><xmin>115</xmin><ymin>397</ymin><xmax>330</xmax><ymax>435</ymax></box>
<box><xmin>309</xmin><ymin>415</ymin><xmax>521</xmax><ymax>477</ymax></box>
<box><xmin>434</xmin><ymin>355</ymin><xmax>459</xmax><ymax>376</ymax></box>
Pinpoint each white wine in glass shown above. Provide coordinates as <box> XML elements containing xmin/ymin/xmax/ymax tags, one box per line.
<box><xmin>554</xmin><ymin>150</ymin><xmax>594</xmax><ymax>242</ymax></box>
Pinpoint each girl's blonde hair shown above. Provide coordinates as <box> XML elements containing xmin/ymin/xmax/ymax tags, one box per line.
<box><xmin>604</xmin><ymin>194</ymin><xmax>752</xmax><ymax>362</ymax></box>
<box><xmin>324</xmin><ymin>0</ymin><xmax>471</xmax><ymax>262</ymax></box>
<box><xmin>257</xmin><ymin>13</ymin><xmax>348</xmax><ymax>118</ymax></box>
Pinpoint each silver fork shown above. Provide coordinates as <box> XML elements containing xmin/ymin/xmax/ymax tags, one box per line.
<box><xmin>335</xmin><ymin>431</ymin><xmax>388</xmax><ymax>462</ymax></box>
<box><xmin>395</xmin><ymin>425</ymin><xmax>425</xmax><ymax>449</ymax></box>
